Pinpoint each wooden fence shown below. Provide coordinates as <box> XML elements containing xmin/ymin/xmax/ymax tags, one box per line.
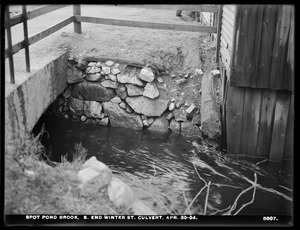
<box><xmin>5</xmin><ymin>4</ymin><xmax>220</xmax><ymax>84</ymax></box>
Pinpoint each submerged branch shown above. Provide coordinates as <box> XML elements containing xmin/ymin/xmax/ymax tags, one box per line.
<box><xmin>233</xmin><ymin>173</ymin><xmax>257</xmax><ymax>215</ymax></box>
<box><xmin>184</xmin><ymin>185</ymin><xmax>207</xmax><ymax>215</ymax></box>
<box><xmin>204</xmin><ymin>181</ymin><xmax>211</xmax><ymax>215</ymax></box>
<box><xmin>182</xmin><ymin>189</ymin><xmax>191</xmax><ymax>215</ymax></box>
<box><xmin>224</xmin><ymin>173</ymin><xmax>257</xmax><ymax>215</ymax></box>
<box><xmin>209</xmin><ymin>205</ymin><xmax>231</xmax><ymax>215</ymax></box>
<box><xmin>255</xmin><ymin>158</ymin><xmax>268</xmax><ymax>166</ymax></box>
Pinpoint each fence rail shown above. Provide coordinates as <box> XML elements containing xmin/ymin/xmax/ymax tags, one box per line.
<box><xmin>74</xmin><ymin>15</ymin><xmax>218</xmax><ymax>33</ymax></box>
<box><xmin>5</xmin><ymin>4</ymin><xmax>220</xmax><ymax>84</ymax></box>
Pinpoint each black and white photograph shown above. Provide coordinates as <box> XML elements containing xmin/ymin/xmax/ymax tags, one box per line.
<box><xmin>3</xmin><ymin>4</ymin><xmax>294</xmax><ymax>227</ymax></box>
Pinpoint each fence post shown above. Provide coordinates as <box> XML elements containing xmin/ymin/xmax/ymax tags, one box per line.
<box><xmin>5</xmin><ymin>6</ymin><xmax>15</xmax><ymax>84</ymax></box>
<box><xmin>22</xmin><ymin>5</ymin><xmax>30</xmax><ymax>72</ymax></box>
<box><xmin>216</xmin><ymin>5</ymin><xmax>223</xmax><ymax>64</ymax></box>
<box><xmin>73</xmin><ymin>5</ymin><xmax>82</xmax><ymax>34</ymax></box>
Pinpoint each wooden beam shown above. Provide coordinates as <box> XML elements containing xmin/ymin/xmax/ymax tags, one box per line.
<box><xmin>83</xmin><ymin>56</ymin><xmax>145</xmax><ymax>67</ymax></box>
<box><xmin>22</xmin><ymin>5</ymin><xmax>30</xmax><ymax>72</ymax></box>
<box><xmin>5</xmin><ymin>17</ymin><xmax>74</xmax><ymax>58</ymax></box>
<box><xmin>73</xmin><ymin>5</ymin><xmax>82</xmax><ymax>34</ymax></box>
<box><xmin>27</xmin><ymin>5</ymin><xmax>69</xmax><ymax>20</ymax></box>
<box><xmin>75</xmin><ymin>15</ymin><xmax>218</xmax><ymax>33</ymax></box>
<box><xmin>269</xmin><ymin>91</ymin><xmax>291</xmax><ymax>162</ymax></box>
<box><xmin>216</xmin><ymin>5</ymin><xmax>223</xmax><ymax>64</ymax></box>
<box><xmin>5</xmin><ymin>6</ymin><xmax>15</xmax><ymax>84</ymax></box>
<box><xmin>28</xmin><ymin>17</ymin><xmax>74</xmax><ymax>46</ymax></box>
<box><xmin>7</xmin><ymin>5</ymin><xmax>69</xmax><ymax>28</ymax></box>
<box><xmin>119</xmin><ymin>4</ymin><xmax>219</xmax><ymax>12</ymax></box>
<box><xmin>8</xmin><ymin>14</ymin><xmax>23</xmax><ymax>27</ymax></box>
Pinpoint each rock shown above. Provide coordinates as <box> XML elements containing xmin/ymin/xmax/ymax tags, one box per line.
<box><xmin>181</xmin><ymin>122</ymin><xmax>202</xmax><ymax>138</ymax></box>
<box><xmin>96</xmin><ymin>62</ymin><xmax>101</xmax><ymax>67</ymax></box>
<box><xmin>192</xmin><ymin>113</ymin><xmax>201</xmax><ymax>125</ymax></box>
<box><xmin>73</xmin><ymin>81</ymin><xmax>115</xmax><ymax>102</ymax></box>
<box><xmin>141</xmin><ymin>115</ymin><xmax>147</xmax><ymax>120</ymax></box>
<box><xmin>148</xmin><ymin>117</ymin><xmax>154</xmax><ymax>125</ymax></box>
<box><xmin>84</xmin><ymin>101</ymin><xmax>103</xmax><ymax>118</ymax></box>
<box><xmin>88</xmin><ymin>66</ymin><xmax>97</xmax><ymax>74</ymax></box>
<box><xmin>111</xmin><ymin>68</ymin><xmax>121</xmax><ymax>75</ymax></box>
<box><xmin>99</xmin><ymin>117</ymin><xmax>109</xmax><ymax>126</ymax></box>
<box><xmin>119</xmin><ymin>102</ymin><xmax>126</xmax><ymax>109</ymax></box>
<box><xmin>126</xmin><ymin>106</ymin><xmax>133</xmax><ymax>113</ymax></box>
<box><xmin>105</xmin><ymin>60</ymin><xmax>114</xmax><ymax>67</ymax></box>
<box><xmin>169</xmin><ymin>120</ymin><xmax>181</xmax><ymax>134</ymax></box>
<box><xmin>63</xmin><ymin>87</ymin><xmax>72</xmax><ymax>99</ymax></box>
<box><xmin>86</xmin><ymin>73</ymin><xmax>102</xmax><ymax>82</ymax></box>
<box><xmin>131</xmin><ymin>200</ymin><xmax>157</xmax><ymax>215</ymax></box>
<box><xmin>108</xmin><ymin>177</ymin><xmax>136</xmax><ymax>208</ymax></box>
<box><xmin>195</xmin><ymin>68</ymin><xmax>203</xmax><ymax>76</ymax></box>
<box><xmin>166</xmin><ymin>112</ymin><xmax>174</xmax><ymax>120</ymax></box>
<box><xmin>78</xmin><ymin>157</ymin><xmax>112</xmax><ymax>192</ymax></box>
<box><xmin>110</xmin><ymin>96</ymin><xmax>122</xmax><ymax>104</ymax></box>
<box><xmin>168</xmin><ymin>102</ymin><xmax>176</xmax><ymax>111</ymax></box>
<box><xmin>85</xmin><ymin>67</ymin><xmax>92</xmax><ymax>74</ymax></box>
<box><xmin>138</xmin><ymin>67</ymin><xmax>155</xmax><ymax>82</ymax></box>
<box><xmin>173</xmin><ymin>109</ymin><xmax>187</xmax><ymax>122</ymax></box>
<box><xmin>176</xmin><ymin>78</ymin><xmax>187</xmax><ymax>85</ymax></box>
<box><xmin>68</xmin><ymin>97</ymin><xmax>84</xmax><ymax>114</ymax></box>
<box><xmin>103</xmin><ymin>101</ymin><xmax>143</xmax><ymax>129</ymax></box>
<box><xmin>80</xmin><ymin>169</ymin><xmax>112</xmax><ymax>196</ymax></box>
<box><xmin>81</xmin><ymin>115</ymin><xmax>87</xmax><ymax>122</ymax></box>
<box><xmin>102</xmin><ymin>66</ymin><xmax>111</xmax><ymax>75</ymax></box>
<box><xmin>88</xmin><ymin>62</ymin><xmax>96</xmax><ymax>67</ymax></box>
<box><xmin>126</xmin><ymin>96</ymin><xmax>169</xmax><ymax>117</ymax></box>
<box><xmin>77</xmin><ymin>167</ymin><xmax>100</xmax><ymax>185</ymax></box>
<box><xmin>143</xmin><ymin>82</ymin><xmax>159</xmax><ymax>99</ymax></box>
<box><xmin>143</xmin><ymin>119</ymin><xmax>149</xmax><ymax>127</ymax></box>
<box><xmin>126</xmin><ymin>84</ymin><xmax>144</xmax><ymax>96</ymax></box>
<box><xmin>157</xmin><ymin>77</ymin><xmax>163</xmax><ymax>83</ymax></box>
<box><xmin>183</xmin><ymin>73</ymin><xmax>190</xmax><ymax>79</ymax></box>
<box><xmin>67</xmin><ymin>68</ymin><xmax>85</xmax><ymax>84</ymax></box>
<box><xmin>82</xmin><ymin>156</ymin><xmax>110</xmax><ymax>173</ymax></box>
<box><xmin>117</xmin><ymin>74</ymin><xmax>144</xmax><ymax>86</ymax></box>
<box><xmin>105</xmin><ymin>74</ymin><xmax>117</xmax><ymax>82</ymax></box>
<box><xmin>148</xmin><ymin>117</ymin><xmax>169</xmax><ymax>133</ymax></box>
<box><xmin>171</xmin><ymin>73</ymin><xmax>176</xmax><ymax>78</ymax></box>
<box><xmin>176</xmin><ymin>101</ymin><xmax>184</xmax><ymax>109</ymax></box>
<box><xmin>101</xmin><ymin>80</ymin><xmax>118</xmax><ymax>89</ymax></box>
<box><xmin>186</xmin><ymin>104</ymin><xmax>198</xmax><ymax>120</ymax></box>
<box><xmin>211</xmin><ymin>69</ymin><xmax>220</xmax><ymax>76</ymax></box>
<box><xmin>116</xmin><ymin>85</ymin><xmax>128</xmax><ymax>100</ymax></box>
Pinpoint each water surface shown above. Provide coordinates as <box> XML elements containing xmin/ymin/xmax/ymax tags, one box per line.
<box><xmin>33</xmin><ymin>115</ymin><xmax>293</xmax><ymax>216</ymax></box>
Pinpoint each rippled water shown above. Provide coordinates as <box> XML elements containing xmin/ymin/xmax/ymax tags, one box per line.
<box><xmin>33</xmin><ymin>115</ymin><xmax>293</xmax><ymax>216</ymax></box>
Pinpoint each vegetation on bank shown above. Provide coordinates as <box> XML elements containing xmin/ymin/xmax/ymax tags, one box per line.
<box><xmin>4</xmin><ymin>130</ymin><xmax>130</xmax><ymax>215</ymax></box>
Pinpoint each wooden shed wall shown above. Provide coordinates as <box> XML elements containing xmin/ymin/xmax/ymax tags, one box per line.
<box><xmin>221</xmin><ymin>5</ymin><xmax>294</xmax><ymax>162</ymax></box>
<box><xmin>220</xmin><ymin>5</ymin><xmax>237</xmax><ymax>76</ymax></box>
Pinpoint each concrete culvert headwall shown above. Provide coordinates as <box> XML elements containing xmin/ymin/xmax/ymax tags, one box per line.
<box><xmin>5</xmin><ymin>52</ymin><xmax>69</xmax><ymax>145</ymax></box>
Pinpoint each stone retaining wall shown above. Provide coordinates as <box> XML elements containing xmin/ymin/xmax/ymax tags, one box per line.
<box><xmin>50</xmin><ymin>56</ymin><xmax>206</xmax><ymax>139</ymax></box>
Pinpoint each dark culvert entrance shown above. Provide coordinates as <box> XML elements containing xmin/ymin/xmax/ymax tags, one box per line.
<box><xmin>31</xmin><ymin>55</ymin><xmax>292</xmax><ymax>216</ymax></box>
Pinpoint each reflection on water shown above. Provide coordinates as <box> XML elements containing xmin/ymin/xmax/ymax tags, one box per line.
<box><xmin>33</xmin><ymin>115</ymin><xmax>293</xmax><ymax>215</ymax></box>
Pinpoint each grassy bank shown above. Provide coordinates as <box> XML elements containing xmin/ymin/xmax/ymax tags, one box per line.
<box><xmin>4</xmin><ymin>131</ymin><xmax>130</xmax><ymax>215</ymax></box>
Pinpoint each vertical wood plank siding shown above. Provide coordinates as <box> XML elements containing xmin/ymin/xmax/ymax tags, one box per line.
<box><xmin>230</xmin><ymin>5</ymin><xmax>294</xmax><ymax>91</ymax></box>
<box><xmin>222</xmin><ymin>5</ymin><xmax>294</xmax><ymax>161</ymax></box>
<box><xmin>220</xmin><ymin>5</ymin><xmax>237</xmax><ymax>75</ymax></box>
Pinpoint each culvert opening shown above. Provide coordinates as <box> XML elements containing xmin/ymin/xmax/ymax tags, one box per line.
<box><xmin>29</xmin><ymin>55</ymin><xmax>292</xmax><ymax>216</ymax></box>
